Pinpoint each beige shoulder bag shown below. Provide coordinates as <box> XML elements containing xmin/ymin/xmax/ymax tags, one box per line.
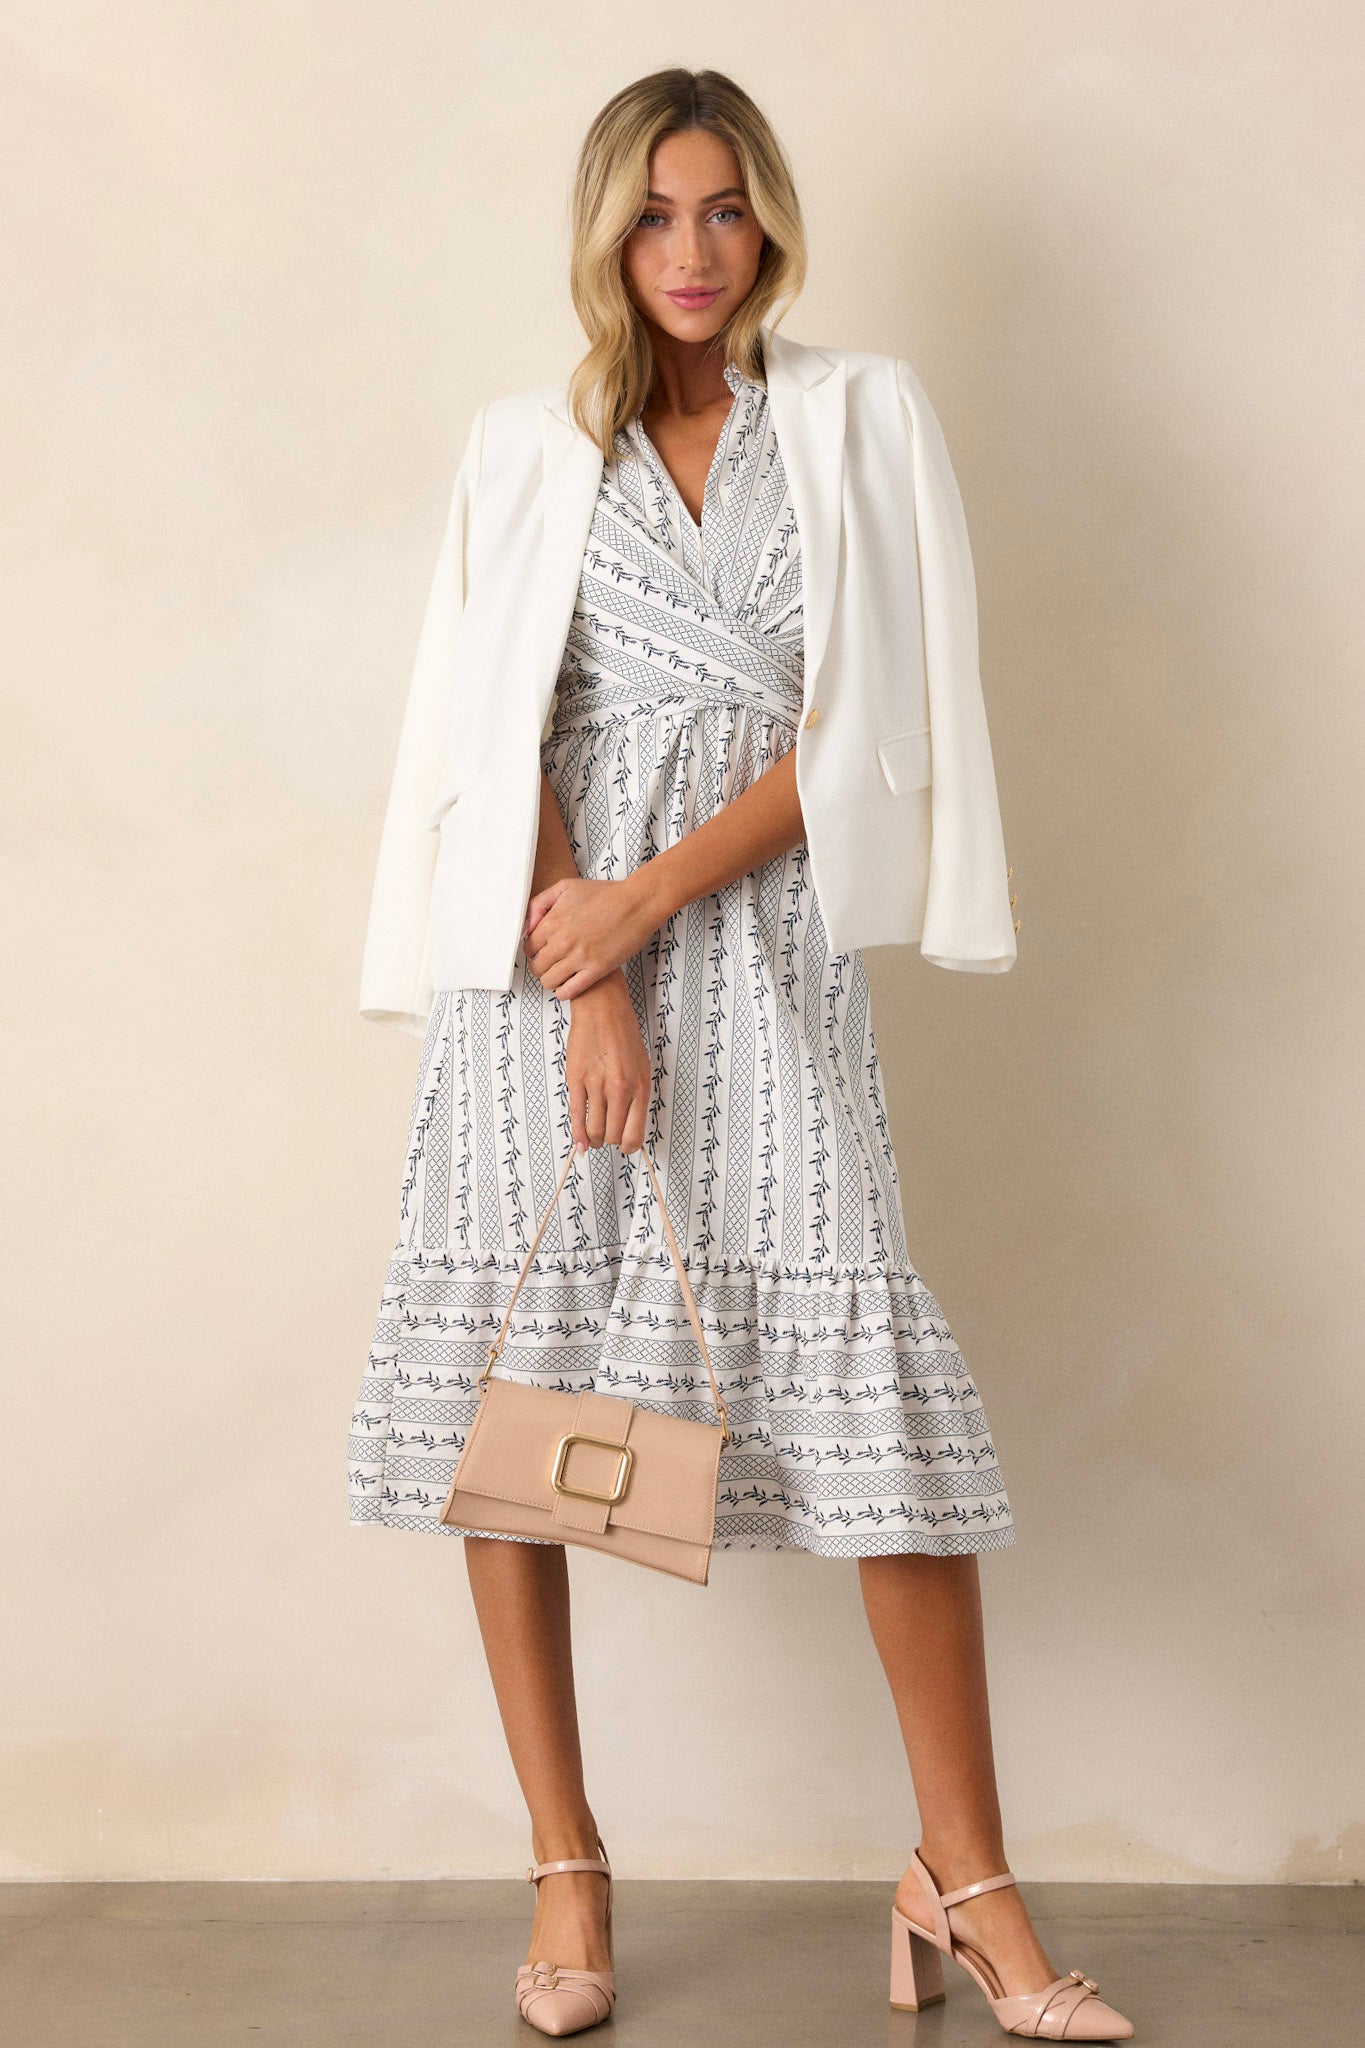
<box><xmin>439</xmin><ymin>1138</ymin><xmax>730</xmax><ymax>1584</ymax></box>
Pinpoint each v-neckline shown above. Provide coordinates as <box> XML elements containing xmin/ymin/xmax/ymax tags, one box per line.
<box><xmin>633</xmin><ymin>384</ymin><xmax>742</xmax><ymax>544</ymax></box>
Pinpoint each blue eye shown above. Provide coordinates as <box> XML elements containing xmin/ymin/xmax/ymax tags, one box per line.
<box><xmin>634</xmin><ymin>207</ymin><xmax>747</xmax><ymax>230</ymax></box>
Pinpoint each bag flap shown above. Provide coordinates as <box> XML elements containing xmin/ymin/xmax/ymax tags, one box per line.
<box><xmin>455</xmin><ymin>1378</ymin><xmax>721</xmax><ymax>1547</ymax></box>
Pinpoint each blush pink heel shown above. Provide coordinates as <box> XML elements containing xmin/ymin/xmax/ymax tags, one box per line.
<box><xmin>515</xmin><ymin>1835</ymin><xmax>616</xmax><ymax>2037</ymax></box>
<box><xmin>890</xmin><ymin>1848</ymin><xmax>1134</xmax><ymax>2039</ymax></box>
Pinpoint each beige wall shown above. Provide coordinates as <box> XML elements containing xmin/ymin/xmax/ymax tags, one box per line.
<box><xmin>4</xmin><ymin>2</ymin><xmax>1362</xmax><ymax>1883</ymax></box>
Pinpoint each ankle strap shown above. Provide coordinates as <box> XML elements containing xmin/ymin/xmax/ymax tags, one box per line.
<box><xmin>527</xmin><ymin>1851</ymin><xmax>611</xmax><ymax>1883</ymax></box>
<box><xmin>939</xmin><ymin>1870</ymin><xmax>1017</xmax><ymax>1907</ymax></box>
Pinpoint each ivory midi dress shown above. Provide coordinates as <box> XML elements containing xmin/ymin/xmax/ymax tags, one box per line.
<box><xmin>348</xmin><ymin>360</ymin><xmax>1017</xmax><ymax>1557</ymax></box>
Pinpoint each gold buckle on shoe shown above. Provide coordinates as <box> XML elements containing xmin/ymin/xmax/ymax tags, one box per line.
<box><xmin>550</xmin><ymin>1433</ymin><xmax>633</xmax><ymax>1504</ymax></box>
<box><xmin>1069</xmin><ymin>1970</ymin><xmax>1100</xmax><ymax>1993</ymax></box>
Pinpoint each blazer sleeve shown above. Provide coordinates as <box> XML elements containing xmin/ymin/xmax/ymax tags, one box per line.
<box><xmin>894</xmin><ymin>359</ymin><xmax>1017</xmax><ymax>973</ymax></box>
<box><xmin>358</xmin><ymin>404</ymin><xmax>488</xmax><ymax>1034</ymax></box>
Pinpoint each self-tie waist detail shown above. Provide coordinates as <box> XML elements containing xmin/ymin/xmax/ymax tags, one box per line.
<box><xmin>550</xmin><ymin>673</ymin><xmax>801</xmax><ymax>737</ymax></box>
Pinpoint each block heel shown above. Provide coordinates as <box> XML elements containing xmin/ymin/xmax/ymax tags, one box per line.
<box><xmin>890</xmin><ymin>1901</ymin><xmax>947</xmax><ymax>2009</ymax></box>
<box><xmin>889</xmin><ymin>1848</ymin><xmax>1135</xmax><ymax>2038</ymax></box>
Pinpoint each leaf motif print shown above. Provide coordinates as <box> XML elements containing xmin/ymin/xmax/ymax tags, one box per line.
<box><xmin>347</xmin><ymin>359</ymin><xmax>1016</xmax><ymax>1558</ymax></box>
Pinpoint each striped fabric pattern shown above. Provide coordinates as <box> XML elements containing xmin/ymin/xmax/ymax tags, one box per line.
<box><xmin>348</xmin><ymin>361</ymin><xmax>1016</xmax><ymax>1556</ymax></box>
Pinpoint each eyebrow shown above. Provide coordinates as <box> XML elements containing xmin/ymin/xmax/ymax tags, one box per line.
<box><xmin>644</xmin><ymin>188</ymin><xmax>747</xmax><ymax>205</ymax></box>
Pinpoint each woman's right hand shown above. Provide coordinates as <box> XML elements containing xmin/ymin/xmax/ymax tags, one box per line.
<box><xmin>564</xmin><ymin>969</ymin><xmax>653</xmax><ymax>1154</ymax></box>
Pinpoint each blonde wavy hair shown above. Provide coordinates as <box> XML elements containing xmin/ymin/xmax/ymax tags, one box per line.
<box><xmin>566</xmin><ymin>69</ymin><xmax>807</xmax><ymax>458</ymax></box>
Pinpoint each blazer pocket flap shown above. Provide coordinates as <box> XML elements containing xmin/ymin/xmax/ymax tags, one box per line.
<box><xmin>876</xmin><ymin>725</ymin><xmax>933</xmax><ymax>795</ymax></box>
<box><xmin>424</xmin><ymin>786</ymin><xmax>462</xmax><ymax>830</ymax></box>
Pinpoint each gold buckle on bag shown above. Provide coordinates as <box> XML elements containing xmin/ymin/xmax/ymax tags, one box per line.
<box><xmin>550</xmin><ymin>1433</ymin><xmax>634</xmax><ymax>1505</ymax></box>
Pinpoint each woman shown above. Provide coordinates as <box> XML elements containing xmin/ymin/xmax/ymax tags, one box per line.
<box><xmin>349</xmin><ymin>68</ymin><xmax>1133</xmax><ymax>2043</ymax></box>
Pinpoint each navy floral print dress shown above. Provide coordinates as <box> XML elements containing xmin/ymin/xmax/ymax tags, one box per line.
<box><xmin>348</xmin><ymin>359</ymin><xmax>1017</xmax><ymax>1557</ymax></box>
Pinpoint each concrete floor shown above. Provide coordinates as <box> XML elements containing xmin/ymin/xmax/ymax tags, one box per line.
<box><xmin>1</xmin><ymin>1878</ymin><xmax>1360</xmax><ymax>2046</ymax></box>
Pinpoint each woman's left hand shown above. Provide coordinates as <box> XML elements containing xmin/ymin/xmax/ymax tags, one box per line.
<box><xmin>523</xmin><ymin>873</ymin><xmax>661</xmax><ymax>999</ymax></box>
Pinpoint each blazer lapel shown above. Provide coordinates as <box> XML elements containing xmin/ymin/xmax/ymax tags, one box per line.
<box><xmin>761</xmin><ymin>323</ymin><xmax>847</xmax><ymax>705</ymax></box>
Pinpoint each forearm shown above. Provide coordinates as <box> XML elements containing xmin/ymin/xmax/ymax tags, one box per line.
<box><xmin>521</xmin><ymin>750</ymin><xmax>806</xmax><ymax>1006</ymax></box>
<box><xmin>628</xmin><ymin>745</ymin><xmax>805</xmax><ymax>927</ymax></box>
<box><xmin>529</xmin><ymin>770</ymin><xmax>631</xmax><ymax>1007</ymax></box>
<box><xmin>530</xmin><ymin>769</ymin><xmax>582</xmax><ymax>897</ymax></box>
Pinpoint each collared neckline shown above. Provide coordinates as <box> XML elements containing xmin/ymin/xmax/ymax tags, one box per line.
<box><xmin>622</xmin><ymin>344</ymin><xmax>767</xmax><ymax>439</ymax></box>
<box><xmin>620</xmin><ymin>345</ymin><xmax>768</xmax><ymax>491</ymax></box>
<box><xmin>723</xmin><ymin>349</ymin><xmax>767</xmax><ymax>397</ymax></box>
<box><xmin>625</xmin><ymin>352</ymin><xmax>766</xmax><ymax>447</ymax></box>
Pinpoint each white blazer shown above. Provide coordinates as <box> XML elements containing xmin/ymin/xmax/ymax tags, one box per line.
<box><xmin>360</xmin><ymin>321</ymin><xmax>1017</xmax><ymax>1034</ymax></box>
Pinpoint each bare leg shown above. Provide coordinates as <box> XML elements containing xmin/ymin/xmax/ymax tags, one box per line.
<box><xmin>463</xmin><ymin>1534</ymin><xmax>611</xmax><ymax>1970</ymax></box>
<box><xmin>859</xmin><ymin>1551</ymin><xmax>1058</xmax><ymax>1997</ymax></box>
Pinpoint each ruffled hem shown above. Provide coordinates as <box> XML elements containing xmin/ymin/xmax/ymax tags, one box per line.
<box><xmin>347</xmin><ymin>1498</ymin><xmax>1016</xmax><ymax>1557</ymax></box>
<box><xmin>347</xmin><ymin>1238</ymin><xmax>1017</xmax><ymax>1557</ymax></box>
